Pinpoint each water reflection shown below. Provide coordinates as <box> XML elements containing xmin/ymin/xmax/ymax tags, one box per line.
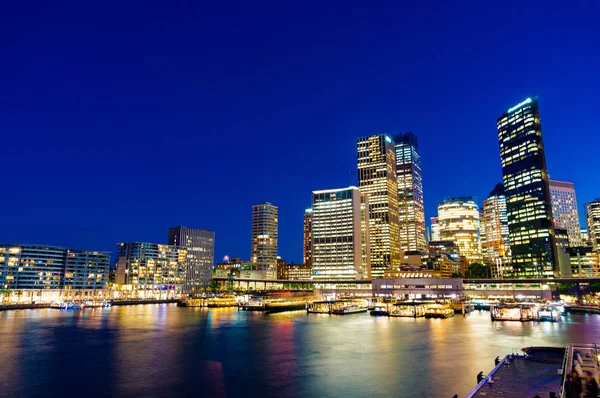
<box><xmin>0</xmin><ymin>306</ymin><xmax>599</xmax><ymax>397</ymax></box>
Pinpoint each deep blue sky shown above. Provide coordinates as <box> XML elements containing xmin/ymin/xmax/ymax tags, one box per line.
<box><xmin>2</xmin><ymin>1</ymin><xmax>599</xmax><ymax>264</ymax></box>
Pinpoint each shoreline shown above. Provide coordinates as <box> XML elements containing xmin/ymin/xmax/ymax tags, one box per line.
<box><xmin>0</xmin><ymin>299</ymin><xmax>177</xmax><ymax>311</ymax></box>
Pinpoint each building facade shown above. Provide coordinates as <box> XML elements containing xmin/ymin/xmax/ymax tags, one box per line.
<box><xmin>587</xmin><ymin>199</ymin><xmax>600</xmax><ymax>255</ymax></box>
<box><xmin>0</xmin><ymin>244</ymin><xmax>109</xmax><ymax>290</ymax></box>
<box><xmin>303</xmin><ymin>209</ymin><xmax>313</xmax><ymax>267</ymax></box>
<box><xmin>357</xmin><ymin>134</ymin><xmax>401</xmax><ymax>277</ymax></box>
<box><xmin>251</xmin><ymin>202</ymin><xmax>278</xmax><ymax>271</ymax></box>
<box><xmin>393</xmin><ymin>132</ymin><xmax>426</xmax><ymax>253</ymax></box>
<box><xmin>430</xmin><ymin>217</ymin><xmax>440</xmax><ymax>242</ymax></box>
<box><xmin>496</xmin><ymin>97</ymin><xmax>557</xmax><ymax>277</ymax></box>
<box><xmin>549</xmin><ymin>180</ymin><xmax>582</xmax><ymax>247</ymax></box>
<box><xmin>437</xmin><ymin>197</ymin><xmax>482</xmax><ymax>264</ymax></box>
<box><xmin>168</xmin><ymin>226</ymin><xmax>215</xmax><ymax>293</ymax></box>
<box><xmin>277</xmin><ymin>263</ymin><xmax>312</xmax><ymax>280</ymax></box>
<box><xmin>115</xmin><ymin>242</ymin><xmax>186</xmax><ymax>290</ymax></box>
<box><xmin>311</xmin><ymin>187</ymin><xmax>370</xmax><ymax>280</ymax></box>
<box><xmin>481</xmin><ymin>183</ymin><xmax>511</xmax><ymax>277</ymax></box>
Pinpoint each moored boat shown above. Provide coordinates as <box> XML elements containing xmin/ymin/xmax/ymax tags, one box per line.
<box><xmin>370</xmin><ymin>305</ymin><xmax>390</xmax><ymax>316</ymax></box>
<box><xmin>424</xmin><ymin>304</ymin><xmax>454</xmax><ymax>319</ymax></box>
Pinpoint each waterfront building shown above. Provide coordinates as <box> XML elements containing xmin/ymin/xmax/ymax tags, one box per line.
<box><xmin>168</xmin><ymin>226</ymin><xmax>215</xmax><ymax>293</ymax></box>
<box><xmin>496</xmin><ymin>97</ymin><xmax>557</xmax><ymax>277</ymax></box>
<box><xmin>311</xmin><ymin>187</ymin><xmax>370</xmax><ymax>280</ymax></box>
<box><xmin>277</xmin><ymin>263</ymin><xmax>312</xmax><ymax>280</ymax></box>
<box><xmin>251</xmin><ymin>202</ymin><xmax>278</xmax><ymax>271</ymax></box>
<box><xmin>481</xmin><ymin>183</ymin><xmax>511</xmax><ymax>277</ymax></box>
<box><xmin>303</xmin><ymin>209</ymin><xmax>313</xmax><ymax>267</ymax></box>
<box><xmin>586</xmin><ymin>199</ymin><xmax>600</xmax><ymax>255</ymax></box>
<box><xmin>115</xmin><ymin>242</ymin><xmax>186</xmax><ymax>290</ymax></box>
<box><xmin>357</xmin><ymin>134</ymin><xmax>401</xmax><ymax>277</ymax></box>
<box><xmin>554</xmin><ymin>227</ymin><xmax>570</xmax><ymax>250</ymax></box>
<box><xmin>0</xmin><ymin>244</ymin><xmax>109</xmax><ymax>290</ymax></box>
<box><xmin>437</xmin><ymin>197</ymin><xmax>482</xmax><ymax>264</ymax></box>
<box><xmin>567</xmin><ymin>247</ymin><xmax>599</xmax><ymax>277</ymax></box>
<box><xmin>430</xmin><ymin>217</ymin><xmax>440</xmax><ymax>242</ymax></box>
<box><xmin>549</xmin><ymin>180</ymin><xmax>582</xmax><ymax>247</ymax></box>
<box><xmin>393</xmin><ymin>132</ymin><xmax>426</xmax><ymax>253</ymax></box>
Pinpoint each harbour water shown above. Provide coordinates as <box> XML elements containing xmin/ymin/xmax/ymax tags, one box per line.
<box><xmin>1</xmin><ymin>305</ymin><xmax>599</xmax><ymax>397</ymax></box>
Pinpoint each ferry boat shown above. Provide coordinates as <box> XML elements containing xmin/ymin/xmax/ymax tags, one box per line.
<box><xmin>177</xmin><ymin>298</ymin><xmax>205</xmax><ymax>307</ymax></box>
<box><xmin>306</xmin><ymin>300</ymin><xmax>334</xmax><ymax>314</ymax></box>
<box><xmin>536</xmin><ymin>305</ymin><xmax>561</xmax><ymax>322</ymax></box>
<box><xmin>369</xmin><ymin>305</ymin><xmax>390</xmax><ymax>316</ymax></box>
<box><xmin>205</xmin><ymin>297</ymin><xmax>238</xmax><ymax>308</ymax></box>
<box><xmin>452</xmin><ymin>302</ymin><xmax>474</xmax><ymax>315</ymax></box>
<box><xmin>265</xmin><ymin>301</ymin><xmax>307</xmax><ymax>314</ymax></box>
<box><xmin>389</xmin><ymin>302</ymin><xmax>428</xmax><ymax>318</ymax></box>
<box><xmin>424</xmin><ymin>304</ymin><xmax>454</xmax><ymax>319</ymax></box>
<box><xmin>82</xmin><ymin>300</ymin><xmax>111</xmax><ymax>309</ymax></box>
<box><xmin>330</xmin><ymin>304</ymin><xmax>368</xmax><ymax>315</ymax></box>
<box><xmin>490</xmin><ymin>303</ymin><xmax>536</xmax><ymax>321</ymax></box>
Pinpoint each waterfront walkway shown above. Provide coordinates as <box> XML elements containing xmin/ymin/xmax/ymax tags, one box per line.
<box><xmin>467</xmin><ymin>351</ymin><xmax>564</xmax><ymax>397</ymax></box>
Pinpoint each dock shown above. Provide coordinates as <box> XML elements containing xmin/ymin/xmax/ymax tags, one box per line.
<box><xmin>466</xmin><ymin>344</ymin><xmax>600</xmax><ymax>398</ymax></box>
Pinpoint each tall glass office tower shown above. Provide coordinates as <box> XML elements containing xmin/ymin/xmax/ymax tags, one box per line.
<box><xmin>549</xmin><ymin>180</ymin><xmax>583</xmax><ymax>247</ymax></box>
<box><xmin>357</xmin><ymin>134</ymin><xmax>401</xmax><ymax>278</ymax></box>
<box><xmin>482</xmin><ymin>183</ymin><xmax>511</xmax><ymax>277</ymax></box>
<box><xmin>496</xmin><ymin>97</ymin><xmax>557</xmax><ymax>277</ymax></box>
<box><xmin>168</xmin><ymin>226</ymin><xmax>215</xmax><ymax>292</ymax></box>
<box><xmin>393</xmin><ymin>132</ymin><xmax>426</xmax><ymax>253</ymax></box>
<box><xmin>251</xmin><ymin>202</ymin><xmax>278</xmax><ymax>271</ymax></box>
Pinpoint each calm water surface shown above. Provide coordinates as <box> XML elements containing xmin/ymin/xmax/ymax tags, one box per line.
<box><xmin>1</xmin><ymin>305</ymin><xmax>599</xmax><ymax>398</ymax></box>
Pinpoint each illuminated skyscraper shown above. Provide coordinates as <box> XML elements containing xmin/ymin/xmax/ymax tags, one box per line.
<box><xmin>549</xmin><ymin>180</ymin><xmax>582</xmax><ymax>247</ymax></box>
<box><xmin>311</xmin><ymin>187</ymin><xmax>370</xmax><ymax>280</ymax></box>
<box><xmin>357</xmin><ymin>134</ymin><xmax>401</xmax><ymax>278</ymax></box>
<box><xmin>430</xmin><ymin>217</ymin><xmax>440</xmax><ymax>242</ymax></box>
<box><xmin>481</xmin><ymin>183</ymin><xmax>511</xmax><ymax>277</ymax></box>
<box><xmin>437</xmin><ymin>197</ymin><xmax>482</xmax><ymax>264</ymax></box>
<box><xmin>393</xmin><ymin>132</ymin><xmax>426</xmax><ymax>253</ymax></box>
<box><xmin>497</xmin><ymin>97</ymin><xmax>557</xmax><ymax>277</ymax></box>
<box><xmin>586</xmin><ymin>199</ymin><xmax>600</xmax><ymax>254</ymax></box>
<box><xmin>168</xmin><ymin>226</ymin><xmax>215</xmax><ymax>292</ymax></box>
<box><xmin>303</xmin><ymin>209</ymin><xmax>313</xmax><ymax>267</ymax></box>
<box><xmin>251</xmin><ymin>202</ymin><xmax>278</xmax><ymax>271</ymax></box>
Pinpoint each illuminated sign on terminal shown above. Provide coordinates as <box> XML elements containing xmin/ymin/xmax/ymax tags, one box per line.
<box><xmin>507</xmin><ymin>97</ymin><xmax>532</xmax><ymax>113</ymax></box>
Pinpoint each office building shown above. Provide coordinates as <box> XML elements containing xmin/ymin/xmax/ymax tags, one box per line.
<box><xmin>303</xmin><ymin>209</ymin><xmax>313</xmax><ymax>267</ymax></box>
<box><xmin>430</xmin><ymin>217</ymin><xmax>440</xmax><ymax>242</ymax></box>
<box><xmin>567</xmin><ymin>247</ymin><xmax>599</xmax><ymax>278</ymax></box>
<box><xmin>587</xmin><ymin>199</ymin><xmax>600</xmax><ymax>254</ymax></box>
<box><xmin>168</xmin><ymin>226</ymin><xmax>215</xmax><ymax>293</ymax></box>
<box><xmin>357</xmin><ymin>134</ymin><xmax>401</xmax><ymax>277</ymax></box>
<box><xmin>277</xmin><ymin>263</ymin><xmax>312</xmax><ymax>280</ymax></box>
<box><xmin>251</xmin><ymin>202</ymin><xmax>278</xmax><ymax>271</ymax></box>
<box><xmin>115</xmin><ymin>242</ymin><xmax>186</xmax><ymax>290</ymax></box>
<box><xmin>481</xmin><ymin>183</ymin><xmax>511</xmax><ymax>277</ymax></box>
<box><xmin>549</xmin><ymin>180</ymin><xmax>582</xmax><ymax>247</ymax></box>
<box><xmin>437</xmin><ymin>197</ymin><xmax>482</xmax><ymax>264</ymax></box>
<box><xmin>0</xmin><ymin>244</ymin><xmax>109</xmax><ymax>290</ymax></box>
<box><xmin>497</xmin><ymin>97</ymin><xmax>557</xmax><ymax>277</ymax></box>
<box><xmin>311</xmin><ymin>187</ymin><xmax>370</xmax><ymax>280</ymax></box>
<box><xmin>393</xmin><ymin>132</ymin><xmax>426</xmax><ymax>253</ymax></box>
<box><xmin>581</xmin><ymin>228</ymin><xmax>591</xmax><ymax>246</ymax></box>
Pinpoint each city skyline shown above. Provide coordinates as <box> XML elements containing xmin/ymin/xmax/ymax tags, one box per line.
<box><xmin>2</xmin><ymin>3</ymin><xmax>599</xmax><ymax>264</ymax></box>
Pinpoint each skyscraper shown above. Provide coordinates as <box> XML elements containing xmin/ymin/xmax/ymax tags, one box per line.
<box><xmin>481</xmin><ymin>183</ymin><xmax>511</xmax><ymax>277</ymax></box>
<box><xmin>496</xmin><ymin>97</ymin><xmax>557</xmax><ymax>277</ymax></box>
<box><xmin>311</xmin><ymin>187</ymin><xmax>370</xmax><ymax>280</ymax></box>
<box><xmin>549</xmin><ymin>180</ymin><xmax>583</xmax><ymax>247</ymax></box>
<box><xmin>251</xmin><ymin>202</ymin><xmax>278</xmax><ymax>271</ymax></box>
<box><xmin>586</xmin><ymin>199</ymin><xmax>600</xmax><ymax>254</ymax></box>
<box><xmin>168</xmin><ymin>226</ymin><xmax>215</xmax><ymax>293</ymax></box>
<box><xmin>393</xmin><ymin>132</ymin><xmax>426</xmax><ymax>253</ymax></box>
<box><xmin>437</xmin><ymin>197</ymin><xmax>482</xmax><ymax>264</ymax></box>
<box><xmin>303</xmin><ymin>209</ymin><xmax>313</xmax><ymax>267</ymax></box>
<box><xmin>357</xmin><ymin>134</ymin><xmax>401</xmax><ymax>278</ymax></box>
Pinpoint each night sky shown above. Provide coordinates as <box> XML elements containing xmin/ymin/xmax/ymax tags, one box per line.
<box><xmin>2</xmin><ymin>1</ymin><xmax>599</xmax><ymax>264</ymax></box>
